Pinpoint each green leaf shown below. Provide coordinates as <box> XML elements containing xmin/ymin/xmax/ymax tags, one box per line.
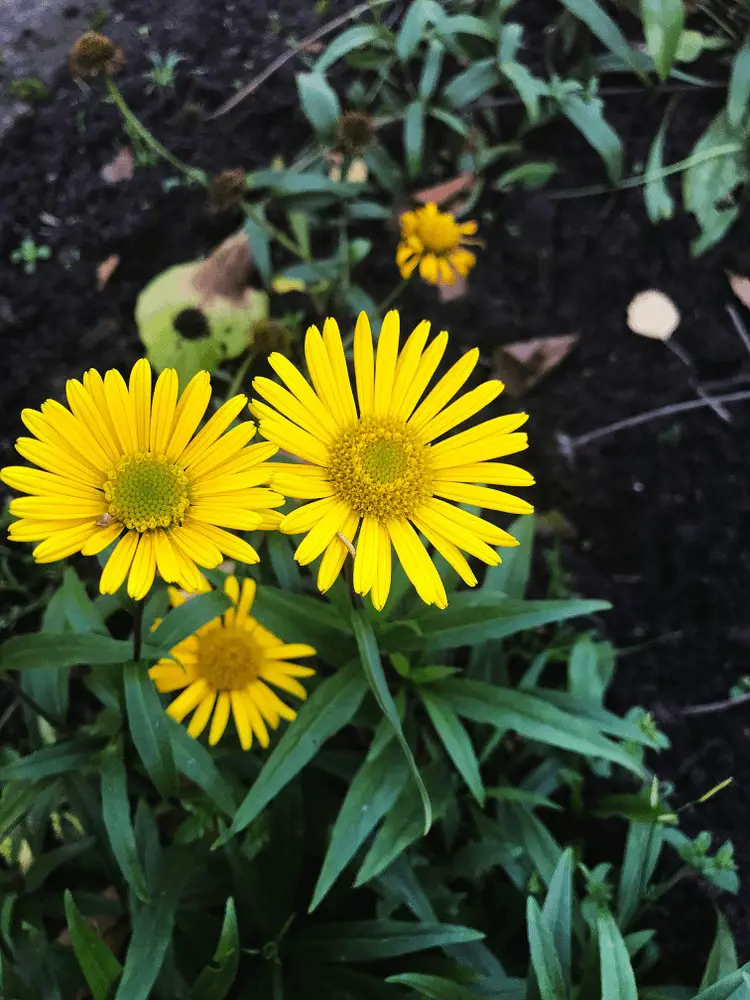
<box><xmin>558</xmin><ymin>0</ymin><xmax>643</xmax><ymax>78</ymax></box>
<box><xmin>25</xmin><ymin>838</ymin><xmax>96</xmax><ymax>893</ymax></box>
<box><xmin>559</xmin><ymin>90</ymin><xmax>623</xmax><ymax>183</ymax></box>
<box><xmin>387</xmin><ymin>973</ymin><xmax>482</xmax><ymax>998</ymax></box>
<box><xmin>598</xmin><ymin>909</ymin><xmax>638</xmax><ymax>1000</ymax></box>
<box><xmin>617</xmin><ymin>822</ymin><xmax>663</xmax><ymax>929</ymax></box>
<box><xmin>168</xmin><ymin>718</ymin><xmax>236</xmax><ymax>816</ymax></box>
<box><xmin>404</xmin><ymin>101</ymin><xmax>425</xmax><ymax>180</ymax></box>
<box><xmin>542</xmin><ymin>849</ymin><xmax>574</xmax><ymax>991</ymax></box>
<box><xmin>0</xmin><ymin>633</ymin><xmax>134</xmax><ymax>671</ymax></box>
<box><xmin>248</xmin><ymin>168</ymin><xmax>362</xmax><ymax>198</ymax></box>
<box><xmin>403</xmin><ymin>595</ymin><xmax>609</xmax><ymax>651</ymax></box>
<box><xmin>310</xmin><ymin>739</ymin><xmax>410</xmax><ymax>911</ymax></box>
<box><xmin>644</xmin><ymin>98</ymin><xmax>676</xmax><ymax>223</ymax></box>
<box><xmin>497</xmin><ymin>29</ymin><xmax>548</xmax><ymax>123</ymax></box>
<box><xmin>124</xmin><ymin>660</ymin><xmax>178</xmax><ymax>799</ymax></box>
<box><xmin>61</xmin><ymin>568</ymin><xmax>108</xmax><ymax>634</ymax></box>
<box><xmin>641</xmin><ymin>0</ymin><xmax>684</xmax><ymax>79</ymax></box>
<box><xmin>434</xmin><ymin>678</ymin><xmax>640</xmax><ymax>773</ymax></box>
<box><xmin>296</xmin><ymin>919</ymin><xmax>484</xmax><ymax>962</ymax></box>
<box><xmin>351</xmin><ymin>611</ymin><xmax>431</xmax><ymax>833</ymax></box>
<box><xmin>438</xmin><ymin>14</ymin><xmax>496</xmax><ymax>42</ymax></box>
<box><xmin>64</xmin><ymin>890</ymin><xmax>122</xmax><ymax>1000</ymax></box>
<box><xmin>297</xmin><ymin>72</ymin><xmax>342</xmax><ymax>134</ymax></box>
<box><xmin>728</xmin><ymin>42</ymin><xmax>750</xmax><ymax>131</ymax></box>
<box><xmin>443</xmin><ymin>58</ymin><xmax>501</xmax><ymax>108</ymax></box>
<box><xmin>421</xmin><ymin>689</ymin><xmax>484</xmax><ymax>805</ymax></box>
<box><xmin>419</xmin><ymin>40</ymin><xmax>445</xmax><ymax>99</ymax></box>
<box><xmin>482</xmin><ymin>514</ymin><xmax>535</xmax><ymax>597</ymax></box>
<box><xmin>150</xmin><ymin>590</ymin><xmax>231</xmax><ymax>652</ymax></box>
<box><xmin>683</xmin><ymin>110</ymin><xmax>746</xmax><ymax>255</ymax></box>
<box><xmin>222</xmin><ymin>661</ymin><xmax>367</xmax><ymax>840</ymax></box>
<box><xmin>101</xmin><ymin>750</ymin><xmax>149</xmax><ymax>903</ymax></box>
<box><xmin>527</xmin><ymin>896</ymin><xmax>567</xmax><ymax>1000</ymax></box>
<box><xmin>251</xmin><ymin>585</ymin><xmax>351</xmax><ymax>665</ymax></box>
<box><xmin>316</xmin><ymin>25</ymin><xmax>385</xmax><ymax>73</ymax></box>
<box><xmin>267</xmin><ymin>532</ymin><xmax>303</xmax><ymax>591</ymax></box>
<box><xmin>691</xmin><ymin>966</ymin><xmax>750</xmax><ymax>999</ymax></box>
<box><xmin>568</xmin><ymin>635</ymin><xmax>601</xmax><ymax>704</ymax></box>
<box><xmin>189</xmin><ymin>898</ymin><xmax>239</xmax><ymax>1000</ymax></box>
<box><xmin>701</xmin><ymin>912</ymin><xmax>739</xmax><ymax>989</ymax></box>
<box><xmin>396</xmin><ymin>0</ymin><xmax>445</xmax><ymax>61</ymax></box>
<box><xmin>114</xmin><ymin>851</ymin><xmax>191</xmax><ymax>1000</ymax></box>
<box><xmin>494</xmin><ymin>162</ymin><xmax>557</xmax><ymax>192</ymax></box>
<box><xmin>244</xmin><ymin>207</ymin><xmax>272</xmax><ymax>285</ymax></box>
<box><xmin>0</xmin><ymin>741</ymin><xmax>95</xmax><ymax>781</ymax></box>
<box><xmin>0</xmin><ymin>780</ymin><xmax>55</xmax><ymax>839</ymax></box>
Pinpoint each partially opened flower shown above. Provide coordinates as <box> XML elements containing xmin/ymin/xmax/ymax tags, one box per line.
<box><xmin>1</xmin><ymin>359</ymin><xmax>283</xmax><ymax>600</ymax></box>
<box><xmin>396</xmin><ymin>202</ymin><xmax>479</xmax><ymax>286</ymax></box>
<box><xmin>251</xmin><ymin>311</ymin><xmax>534</xmax><ymax>610</ymax></box>
<box><xmin>150</xmin><ymin>576</ymin><xmax>316</xmax><ymax>749</ymax></box>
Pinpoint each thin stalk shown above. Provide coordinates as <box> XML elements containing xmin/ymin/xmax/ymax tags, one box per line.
<box><xmin>225</xmin><ymin>350</ymin><xmax>256</xmax><ymax>401</ymax></box>
<box><xmin>376</xmin><ymin>276</ymin><xmax>410</xmax><ymax>314</ymax></box>
<box><xmin>132</xmin><ymin>599</ymin><xmax>145</xmax><ymax>663</ymax></box>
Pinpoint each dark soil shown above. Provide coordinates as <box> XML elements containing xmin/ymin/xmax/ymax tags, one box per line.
<box><xmin>1</xmin><ymin>0</ymin><xmax>749</xmax><ymax>984</ymax></box>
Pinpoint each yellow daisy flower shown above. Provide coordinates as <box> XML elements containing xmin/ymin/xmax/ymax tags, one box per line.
<box><xmin>396</xmin><ymin>202</ymin><xmax>479</xmax><ymax>286</ymax></box>
<box><xmin>251</xmin><ymin>311</ymin><xmax>534</xmax><ymax>611</ymax></box>
<box><xmin>150</xmin><ymin>576</ymin><xmax>316</xmax><ymax>749</ymax></box>
<box><xmin>1</xmin><ymin>359</ymin><xmax>283</xmax><ymax>600</ymax></box>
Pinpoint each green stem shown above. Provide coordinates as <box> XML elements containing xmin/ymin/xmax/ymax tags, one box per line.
<box><xmin>376</xmin><ymin>277</ymin><xmax>410</xmax><ymax>314</ymax></box>
<box><xmin>548</xmin><ymin>143</ymin><xmax>743</xmax><ymax>201</ymax></box>
<box><xmin>132</xmin><ymin>599</ymin><xmax>145</xmax><ymax>663</ymax></box>
<box><xmin>105</xmin><ymin>79</ymin><xmax>204</xmax><ymax>183</ymax></box>
<box><xmin>244</xmin><ymin>202</ymin><xmax>305</xmax><ymax>259</ymax></box>
<box><xmin>225</xmin><ymin>350</ymin><xmax>256</xmax><ymax>401</ymax></box>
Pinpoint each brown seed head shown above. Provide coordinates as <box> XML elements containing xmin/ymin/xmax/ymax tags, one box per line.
<box><xmin>69</xmin><ymin>32</ymin><xmax>124</xmax><ymax>80</ymax></box>
<box><xmin>335</xmin><ymin>110</ymin><xmax>376</xmax><ymax>156</ymax></box>
<box><xmin>251</xmin><ymin>319</ymin><xmax>294</xmax><ymax>356</ymax></box>
<box><xmin>207</xmin><ymin>168</ymin><xmax>247</xmax><ymax>215</ymax></box>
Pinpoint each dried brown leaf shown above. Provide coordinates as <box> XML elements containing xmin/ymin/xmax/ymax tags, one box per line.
<box><xmin>728</xmin><ymin>272</ymin><xmax>750</xmax><ymax>310</ymax></box>
<box><xmin>413</xmin><ymin>172</ymin><xmax>475</xmax><ymax>208</ymax></box>
<box><xmin>492</xmin><ymin>334</ymin><xmax>579</xmax><ymax>398</ymax></box>
<box><xmin>192</xmin><ymin>232</ymin><xmax>253</xmax><ymax>304</ymax></box>
<box><xmin>100</xmin><ymin>147</ymin><xmax>135</xmax><ymax>184</ymax></box>
<box><xmin>96</xmin><ymin>254</ymin><xmax>120</xmax><ymax>290</ymax></box>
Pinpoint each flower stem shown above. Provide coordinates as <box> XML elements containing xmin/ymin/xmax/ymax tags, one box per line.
<box><xmin>132</xmin><ymin>599</ymin><xmax>145</xmax><ymax>663</ymax></box>
<box><xmin>376</xmin><ymin>277</ymin><xmax>409</xmax><ymax>315</ymax></box>
<box><xmin>225</xmin><ymin>350</ymin><xmax>256</xmax><ymax>402</ymax></box>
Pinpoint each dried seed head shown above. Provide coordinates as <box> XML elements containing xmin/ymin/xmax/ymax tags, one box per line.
<box><xmin>207</xmin><ymin>168</ymin><xmax>247</xmax><ymax>215</ymax></box>
<box><xmin>251</xmin><ymin>319</ymin><xmax>294</xmax><ymax>356</ymax></box>
<box><xmin>335</xmin><ymin>110</ymin><xmax>376</xmax><ymax>156</ymax></box>
<box><xmin>69</xmin><ymin>32</ymin><xmax>124</xmax><ymax>79</ymax></box>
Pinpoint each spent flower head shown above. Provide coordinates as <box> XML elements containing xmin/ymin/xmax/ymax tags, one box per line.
<box><xmin>335</xmin><ymin>110</ymin><xmax>376</xmax><ymax>156</ymax></box>
<box><xmin>207</xmin><ymin>168</ymin><xmax>247</xmax><ymax>215</ymax></box>
<box><xmin>69</xmin><ymin>31</ymin><xmax>124</xmax><ymax>79</ymax></box>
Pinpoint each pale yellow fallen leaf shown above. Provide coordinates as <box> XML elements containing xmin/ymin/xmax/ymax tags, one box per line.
<box><xmin>627</xmin><ymin>289</ymin><xmax>680</xmax><ymax>340</ymax></box>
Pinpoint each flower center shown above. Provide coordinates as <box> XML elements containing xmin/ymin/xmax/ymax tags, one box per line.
<box><xmin>416</xmin><ymin>214</ymin><xmax>461</xmax><ymax>254</ymax></box>
<box><xmin>328</xmin><ymin>416</ymin><xmax>432</xmax><ymax>522</ymax></box>
<box><xmin>104</xmin><ymin>453</ymin><xmax>190</xmax><ymax>532</ymax></box>
<box><xmin>197</xmin><ymin>627</ymin><xmax>260</xmax><ymax>690</ymax></box>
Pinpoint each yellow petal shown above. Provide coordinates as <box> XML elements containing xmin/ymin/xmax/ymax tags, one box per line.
<box><xmin>103</xmin><ymin>369</ymin><xmax>138</xmax><ymax>455</ymax></box>
<box><xmin>128</xmin><ymin>532</ymin><xmax>157</xmax><ymax>600</ymax></box>
<box><xmin>305</xmin><ymin>324</ymin><xmax>350</xmax><ymax>428</ymax></box>
<box><xmin>168</xmin><ymin>679</ymin><xmax>209</xmax><ymax>723</ymax></box>
<box><xmin>353</xmin><ymin>312</ymin><xmax>375</xmax><ymax>416</ymax></box>
<box><xmin>322</xmin><ymin>317</ymin><xmax>357</xmax><ymax>422</ymax></box>
<box><xmin>353</xmin><ymin>515</ymin><xmax>379</xmax><ymax>598</ymax></box>
<box><xmin>265</xmin><ymin>353</ymin><xmax>340</xmax><ymax>439</ymax></box>
<box><xmin>187</xmin><ymin>691</ymin><xmax>217</xmax><ymax>738</ymax></box>
<box><xmin>413</xmin><ymin>514</ymin><xmax>477</xmax><ymax>587</ymax></box>
<box><xmin>293</xmin><ymin>501</ymin><xmax>350</xmax><ymax>566</ymax></box>
<box><xmin>373</xmin><ymin>311</ymin><xmax>400</xmax><ymax>415</ymax></box>
<box><xmin>31</xmin><ymin>522</ymin><xmax>98</xmax><ymax>563</ymax></box>
<box><xmin>434</xmin><ymin>482</ymin><xmax>534</xmax><ymax>515</ymax></box>
<box><xmin>409</xmin><ymin>349</ymin><xmax>480</xmax><ymax>433</ymax></box>
<box><xmin>166</xmin><ymin>371</ymin><xmax>211</xmax><ymax>461</ymax></box>
<box><xmin>149</xmin><ymin>368</ymin><xmax>179</xmax><ymax>454</ymax></box>
<box><xmin>393</xmin><ymin>331</ymin><xmax>449</xmax><ymax>422</ymax></box>
<box><xmin>243</xmin><ymin>691</ymin><xmax>270</xmax><ymax>748</ymax></box>
<box><xmin>180</xmin><ymin>393</ymin><xmax>248</xmax><ymax>469</ymax></box>
<box><xmin>317</xmin><ymin>511</ymin><xmax>359</xmax><ymax>593</ymax></box>
<box><xmin>129</xmin><ymin>358</ymin><xmax>152</xmax><ymax>453</ymax></box>
<box><xmin>430</xmin><ymin>414</ymin><xmax>529</xmax><ymax>466</ymax></box>
<box><xmin>230</xmin><ymin>690</ymin><xmax>253</xmax><ymax>749</ymax></box>
<box><xmin>209</xmin><ymin>692</ymin><xmax>231</xmax><ymax>745</ymax></box>
<box><xmin>371</xmin><ymin>521</ymin><xmax>392</xmax><ymax>611</ymax></box>
<box><xmin>100</xmin><ymin>530</ymin><xmax>139</xmax><ymax>594</ymax></box>
<box><xmin>387</xmin><ymin>519</ymin><xmax>447</xmax><ymax>609</ymax></box>
<box><xmin>418</xmin><ymin>381</ymin><xmax>504</xmax><ymax>444</ymax></box>
<box><xmin>14</xmin><ymin>437</ymin><xmax>101</xmax><ymax>489</ymax></box>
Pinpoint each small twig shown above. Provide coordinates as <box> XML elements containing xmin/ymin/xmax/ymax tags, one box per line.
<box><xmin>726</xmin><ymin>303</ymin><xmax>750</xmax><ymax>359</ymax></box>
<box><xmin>208</xmin><ymin>0</ymin><xmax>394</xmax><ymax>120</ymax></box>
<box><xmin>682</xmin><ymin>691</ymin><xmax>750</xmax><ymax>717</ymax></box>
<box><xmin>666</xmin><ymin>340</ymin><xmax>732</xmax><ymax>423</ymax></box>
<box><xmin>559</xmin><ymin>389</ymin><xmax>750</xmax><ymax>454</ymax></box>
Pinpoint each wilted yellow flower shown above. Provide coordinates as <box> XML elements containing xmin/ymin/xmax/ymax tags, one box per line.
<box><xmin>251</xmin><ymin>311</ymin><xmax>534</xmax><ymax>610</ymax></box>
<box><xmin>150</xmin><ymin>576</ymin><xmax>315</xmax><ymax>749</ymax></box>
<box><xmin>1</xmin><ymin>359</ymin><xmax>283</xmax><ymax>600</ymax></box>
<box><xmin>397</xmin><ymin>202</ymin><xmax>479</xmax><ymax>286</ymax></box>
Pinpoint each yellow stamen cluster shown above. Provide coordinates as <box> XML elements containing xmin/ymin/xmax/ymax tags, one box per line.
<box><xmin>197</xmin><ymin>628</ymin><xmax>260</xmax><ymax>690</ymax></box>
<box><xmin>104</xmin><ymin>454</ymin><xmax>189</xmax><ymax>532</ymax></box>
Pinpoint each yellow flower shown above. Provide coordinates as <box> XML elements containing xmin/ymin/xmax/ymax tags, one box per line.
<box><xmin>150</xmin><ymin>576</ymin><xmax>316</xmax><ymax>749</ymax></box>
<box><xmin>1</xmin><ymin>359</ymin><xmax>283</xmax><ymax>600</ymax></box>
<box><xmin>396</xmin><ymin>202</ymin><xmax>479</xmax><ymax>286</ymax></box>
<box><xmin>251</xmin><ymin>311</ymin><xmax>534</xmax><ymax>611</ymax></box>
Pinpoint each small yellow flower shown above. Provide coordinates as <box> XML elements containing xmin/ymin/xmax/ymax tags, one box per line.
<box><xmin>150</xmin><ymin>576</ymin><xmax>316</xmax><ymax>749</ymax></box>
<box><xmin>396</xmin><ymin>202</ymin><xmax>479</xmax><ymax>286</ymax></box>
<box><xmin>1</xmin><ymin>359</ymin><xmax>283</xmax><ymax>600</ymax></box>
<box><xmin>251</xmin><ymin>311</ymin><xmax>534</xmax><ymax>611</ymax></box>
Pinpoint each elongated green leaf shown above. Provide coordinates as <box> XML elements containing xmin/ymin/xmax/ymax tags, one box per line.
<box><xmin>267</xmin><ymin>532</ymin><xmax>303</xmax><ymax>592</ymax></box>
<box><xmin>598</xmin><ymin>909</ymin><xmax>638</xmax><ymax>1000</ymax></box>
<box><xmin>151</xmin><ymin>590</ymin><xmax>231</xmax><ymax>653</ymax></box>
<box><xmin>114</xmin><ymin>851</ymin><xmax>191</xmax><ymax>1000</ymax></box>
<box><xmin>396</xmin><ymin>0</ymin><xmax>445</xmax><ymax>61</ymax></box>
<box><xmin>644</xmin><ymin>98</ymin><xmax>676</xmax><ymax>223</ymax></box>
<box><xmin>494</xmin><ymin>162</ymin><xmax>557</xmax><ymax>192</ymax></box>
<box><xmin>421</xmin><ymin>689</ymin><xmax>484</xmax><ymax>804</ymax></box>
<box><xmin>683</xmin><ymin>110</ymin><xmax>746</xmax><ymax>255</ymax></box>
<box><xmin>728</xmin><ymin>42</ymin><xmax>750</xmax><ymax>131</ymax></box>
<box><xmin>404</xmin><ymin>101</ymin><xmax>425</xmax><ymax>179</ymax></box>
<box><xmin>296</xmin><ymin>920</ymin><xmax>484</xmax><ymax>962</ymax></box>
<box><xmin>419</xmin><ymin>40</ymin><xmax>444</xmax><ymax>99</ymax></box>
<box><xmin>352</xmin><ymin>611</ymin><xmax>431</xmax><ymax>833</ymax></box>
<box><xmin>483</xmin><ymin>515</ymin><xmax>535</xmax><ymax>598</ymax></box>
<box><xmin>244</xmin><ymin>208</ymin><xmax>272</xmax><ymax>285</ymax></box>
<box><xmin>435</xmin><ymin>678</ymin><xmax>640</xmax><ymax>773</ymax></box>
<box><xmin>61</xmin><ymin>568</ymin><xmax>107</xmax><ymax>634</ymax></box>
<box><xmin>124</xmin><ymin>661</ymin><xmax>178</xmax><ymax>799</ymax></box>
<box><xmin>560</xmin><ymin>91</ymin><xmax>623</xmax><ymax>183</ymax></box>
<box><xmin>617</xmin><ymin>822</ymin><xmax>663</xmax><ymax>929</ymax></box>
<box><xmin>692</xmin><ymin>965</ymin><xmax>750</xmax><ymax>999</ymax></box>
<box><xmin>558</xmin><ymin>0</ymin><xmax>643</xmax><ymax>77</ymax></box>
<box><xmin>438</xmin><ymin>14</ymin><xmax>496</xmax><ymax>42</ymax></box>
<box><xmin>168</xmin><ymin>718</ymin><xmax>236</xmax><ymax>816</ymax></box>
<box><xmin>101</xmin><ymin>751</ymin><xmax>149</xmax><ymax>903</ymax></box>
<box><xmin>701</xmin><ymin>912</ymin><xmax>739</xmax><ymax>989</ymax></box>
<box><xmin>387</xmin><ymin>973</ymin><xmax>482</xmax><ymax>998</ymax></box>
<box><xmin>64</xmin><ymin>890</ymin><xmax>122</xmax><ymax>1000</ymax></box>
<box><xmin>189</xmin><ymin>898</ymin><xmax>239</xmax><ymax>1000</ymax></box>
<box><xmin>542</xmin><ymin>849</ymin><xmax>574</xmax><ymax>991</ymax></box>
<box><xmin>251</xmin><ymin>585</ymin><xmax>351</xmax><ymax>664</ymax></box>
<box><xmin>568</xmin><ymin>635</ymin><xmax>600</xmax><ymax>704</ymax></box>
<box><xmin>310</xmin><ymin>739</ymin><xmax>410</xmax><ymax>911</ymax></box>
<box><xmin>641</xmin><ymin>0</ymin><xmax>684</xmax><ymax>79</ymax></box>
<box><xmin>443</xmin><ymin>58</ymin><xmax>501</xmax><ymax>108</ymax></box>
<box><xmin>527</xmin><ymin>896</ymin><xmax>567</xmax><ymax>1000</ymax></box>
<box><xmin>1</xmin><ymin>633</ymin><xmax>134</xmax><ymax>671</ymax></box>
<box><xmin>297</xmin><ymin>72</ymin><xmax>341</xmax><ymax>134</ymax></box>
<box><xmin>223</xmin><ymin>662</ymin><xmax>367</xmax><ymax>840</ymax></box>
<box><xmin>316</xmin><ymin>25</ymin><xmax>385</xmax><ymax>73</ymax></box>
<box><xmin>248</xmin><ymin>169</ymin><xmax>363</xmax><ymax>197</ymax></box>
<box><xmin>0</xmin><ymin>741</ymin><xmax>95</xmax><ymax>782</ymax></box>
<box><xmin>403</xmin><ymin>596</ymin><xmax>609</xmax><ymax>651</ymax></box>
<box><xmin>0</xmin><ymin>780</ymin><xmax>55</xmax><ymax>839</ymax></box>
<box><xmin>26</xmin><ymin>838</ymin><xmax>95</xmax><ymax>893</ymax></box>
